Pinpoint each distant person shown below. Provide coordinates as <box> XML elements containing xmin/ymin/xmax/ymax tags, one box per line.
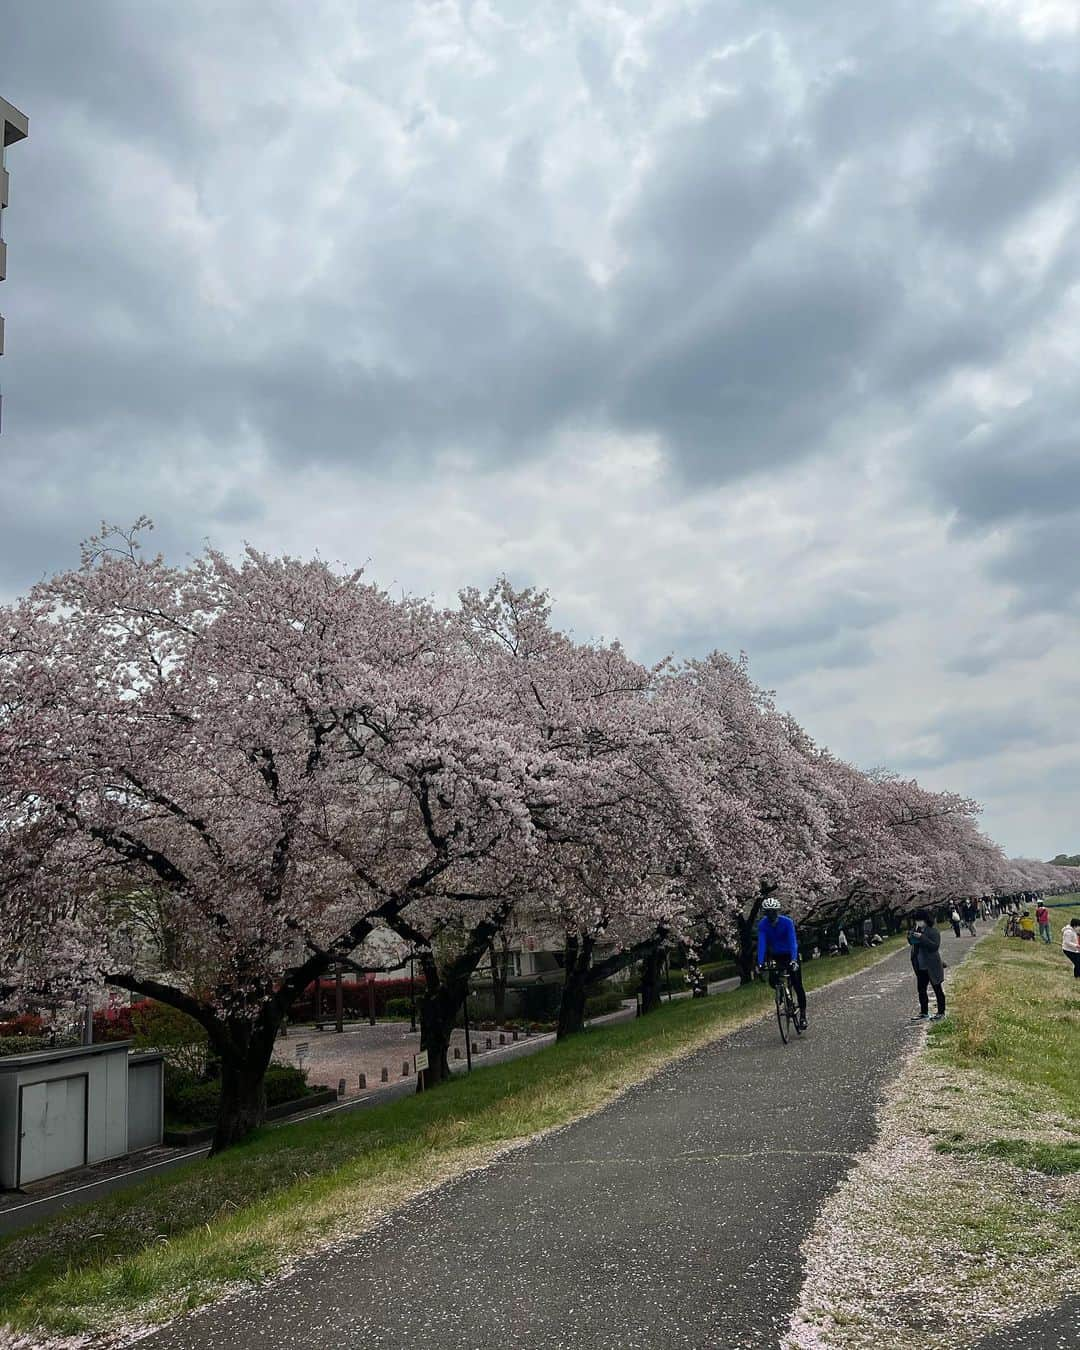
<box><xmin>963</xmin><ymin>902</ymin><xmax>977</xmax><ymax>937</ymax></box>
<box><xmin>950</xmin><ymin>906</ymin><xmax>962</xmax><ymax>937</ymax></box>
<box><xmin>837</xmin><ymin>927</ymin><xmax>850</xmax><ymax>956</ymax></box>
<box><xmin>908</xmin><ymin>910</ymin><xmax>946</xmax><ymax>1021</ymax></box>
<box><xmin>862</xmin><ymin>916</ymin><xmax>874</xmax><ymax>947</ymax></box>
<box><xmin>1018</xmin><ymin>911</ymin><xmax>1036</xmax><ymax>941</ymax></box>
<box><xmin>1063</xmin><ymin>918</ymin><xmax>1080</xmax><ymax>978</ymax></box>
<box><xmin>1036</xmin><ymin>903</ymin><xmax>1051</xmax><ymax>944</ymax></box>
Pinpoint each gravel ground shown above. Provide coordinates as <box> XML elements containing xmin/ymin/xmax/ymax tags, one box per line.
<box><xmin>134</xmin><ymin>938</ymin><xmax>970</xmax><ymax>1350</ymax></box>
<box><xmin>273</xmin><ymin>1020</ymin><xmax>522</xmax><ymax>1095</ymax></box>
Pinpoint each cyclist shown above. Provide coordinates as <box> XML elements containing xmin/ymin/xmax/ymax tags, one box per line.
<box><xmin>757</xmin><ymin>897</ymin><xmax>808</xmax><ymax>1030</ymax></box>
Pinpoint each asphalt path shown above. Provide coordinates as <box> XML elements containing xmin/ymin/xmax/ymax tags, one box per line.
<box><xmin>135</xmin><ymin>935</ymin><xmax>986</xmax><ymax>1350</ymax></box>
<box><xmin>970</xmin><ymin>1297</ymin><xmax>1080</xmax><ymax>1350</ymax></box>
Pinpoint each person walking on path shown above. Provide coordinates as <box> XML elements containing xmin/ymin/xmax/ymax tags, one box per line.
<box><xmin>963</xmin><ymin>901</ymin><xmax>977</xmax><ymax>937</ymax></box>
<box><xmin>837</xmin><ymin>927</ymin><xmax>850</xmax><ymax>956</ymax></box>
<box><xmin>949</xmin><ymin>906</ymin><xmax>962</xmax><ymax>938</ymax></box>
<box><xmin>1036</xmin><ymin>903</ymin><xmax>1052</xmax><ymax>944</ymax></box>
<box><xmin>908</xmin><ymin>910</ymin><xmax>946</xmax><ymax>1021</ymax></box>
<box><xmin>1063</xmin><ymin>918</ymin><xmax>1080</xmax><ymax>978</ymax></box>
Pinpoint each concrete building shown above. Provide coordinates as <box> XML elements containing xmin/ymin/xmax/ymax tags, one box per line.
<box><xmin>1</xmin><ymin>95</ymin><xmax>29</xmax><ymax>431</ymax></box>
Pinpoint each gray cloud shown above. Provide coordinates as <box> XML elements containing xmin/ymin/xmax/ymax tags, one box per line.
<box><xmin>2</xmin><ymin>0</ymin><xmax>1080</xmax><ymax>854</ymax></box>
<box><xmin>902</xmin><ymin>707</ymin><xmax>1058</xmax><ymax>770</ymax></box>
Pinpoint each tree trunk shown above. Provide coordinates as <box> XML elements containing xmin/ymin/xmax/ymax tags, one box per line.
<box><xmin>490</xmin><ymin>938</ymin><xmax>508</xmax><ymax>1026</ymax></box>
<box><xmin>210</xmin><ymin>1015</ymin><xmax>279</xmax><ymax>1154</ymax></box>
<box><xmin>684</xmin><ymin>947</ymin><xmax>708</xmax><ymax>999</ymax></box>
<box><xmin>737</xmin><ymin>887</ymin><xmax>772</xmax><ymax>984</ymax></box>
<box><xmin>639</xmin><ymin>947</ymin><xmax>664</xmax><ymax>1014</ymax></box>
<box><xmin>736</xmin><ymin>912</ymin><xmax>757</xmax><ymax>984</ymax></box>
<box><xmin>417</xmin><ymin>954</ymin><xmax>464</xmax><ymax>1089</ymax></box>
<box><xmin>557</xmin><ymin>932</ymin><xmax>594</xmax><ymax>1040</ymax></box>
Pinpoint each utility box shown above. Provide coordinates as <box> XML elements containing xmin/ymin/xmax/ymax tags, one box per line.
<box><xmin>0</xmin><ymin>1041</ymin><xmax>133</xmax><ymax>1189</ymax></box>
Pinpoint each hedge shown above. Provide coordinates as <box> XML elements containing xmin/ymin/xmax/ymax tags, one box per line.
<box><xmin>165</xmin><ymin>1063</ymin><xmax>316</xmax><ymax>1127</ymax></box>
<box><xmin>0</xmin><ymin>1035</ymin><xmax>68</xmax><ymax>1057</ymax></box>
<box><xmin>288</xmin><ymin>975</ymin><xmax>425</xmax><ymax>1022</ymax></box>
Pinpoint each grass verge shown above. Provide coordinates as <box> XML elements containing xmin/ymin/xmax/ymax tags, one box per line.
<box><xmin>788</xmin><ymin>918</ymin><xmax>1080</xmax><ymax>1350</ymax></box>
<box><xmin>0</xmin><ymin>938</ymin><xmax>902</xmax><ymax>1346</ymax></box>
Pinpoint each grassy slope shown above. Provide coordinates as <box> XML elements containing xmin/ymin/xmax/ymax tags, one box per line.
<box><xmin>789</xmin><ymin>914</ymin><xmax>1080</xmax><ymax>1350</ymax></box>
<box><xmin>931</xmin><ymin>913</ymin><xmax>1080</xmax><ymax>1174</ymax></box>
<box><xmin>0</xmin><ymin>939</ymin><xmax>902</xmax><ymax>1344</ymax></box>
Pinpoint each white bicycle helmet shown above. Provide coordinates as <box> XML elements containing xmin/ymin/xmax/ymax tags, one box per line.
<box><xmin>762</xmin><ymin>897</ymin><xmax>782</xmax><ymax>911</ymax></box>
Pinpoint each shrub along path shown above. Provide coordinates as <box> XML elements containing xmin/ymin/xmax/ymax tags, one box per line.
<box><xmin>134</xmin><ymin>932</ymin><xmax>977</xmax><ymax>1350</ymax></box>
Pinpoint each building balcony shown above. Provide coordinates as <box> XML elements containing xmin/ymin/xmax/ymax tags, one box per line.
<box><xmin>1</xmin><ymin>97</ymin><xmax>29</xmax><ymax>148</ymax></box>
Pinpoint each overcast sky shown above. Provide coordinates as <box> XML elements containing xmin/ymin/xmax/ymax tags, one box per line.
<box><xmin>1</xmin><ymin>0</ymin><xmax>1077</xmax><ymax>859</ymax></box>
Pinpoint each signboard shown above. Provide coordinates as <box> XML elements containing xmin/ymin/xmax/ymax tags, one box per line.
<box><xmin>414</xmin><ymin>1051</ymin><xmax>429</xmax><ymax>1072</ymax></box>
<box><xmin>295</xmin><ymin>1041</ymin><xmax>310</xmax><ymax>1064</ymax></box>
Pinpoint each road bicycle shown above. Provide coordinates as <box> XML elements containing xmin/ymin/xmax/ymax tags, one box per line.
<box><xmin>765</xmin><ymin>959</ymin><xmax>804</xmax><ymax>1044</ymax></box>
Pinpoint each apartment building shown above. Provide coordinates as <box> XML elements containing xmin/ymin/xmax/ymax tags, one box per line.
<box><xmin>1</xmin><ymin>95</ymin><xmax>29</xmax><ymax>431</ymax></box>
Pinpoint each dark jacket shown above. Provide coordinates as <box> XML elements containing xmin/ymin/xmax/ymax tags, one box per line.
<box><xmin>908</xmin><ymin>923</ymin><xmax>945</xmax><ymax>985</ymax></box>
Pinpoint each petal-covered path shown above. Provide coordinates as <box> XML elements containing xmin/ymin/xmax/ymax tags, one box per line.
<box><xmin>139</xmin><ymin>934</ymin><xmax>976</xmax><ymax>1350</ymax></box>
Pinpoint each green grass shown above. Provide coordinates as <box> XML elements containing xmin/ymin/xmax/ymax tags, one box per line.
<box><xmin>929</xmin><ymin>916</ymin><xmax>1080</xmax><ymax>1118</ymax></box>
<box><xmin>934</xmin><ymin>1136</ymin><xmax>1080</xmax><ymax>1175</ymax></box>
<box><xmin>0</xmin><ymin>937</ymin><xmax>903</xmax><ymax>1343</ymax></box>
<box><xmin>923</xmin><ymin>916</ymin><xmax>1080</xmax><ymax>1202</ymax></box>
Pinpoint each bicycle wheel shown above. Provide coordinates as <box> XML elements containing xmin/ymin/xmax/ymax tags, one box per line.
<box><xmin>788</xmin><ymin>987</ymin><xmax>804</xmax><ymax>1036</ymax></box>
<box><xmin>775</xmin><ymin>983</ymin><xmax>789</xmax><ymax>1043</ymax></box>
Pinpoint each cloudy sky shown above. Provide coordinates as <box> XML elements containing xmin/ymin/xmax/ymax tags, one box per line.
<box><xmin>1</xmin><ymin>0</ymin><xmax>1077</xmax><ymax>858</ymax></box>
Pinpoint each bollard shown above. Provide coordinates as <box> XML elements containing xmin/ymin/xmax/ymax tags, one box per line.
<box><xmin>402</xmin><ymin>1060</ymin><xmax>410</xmax><ymax>1077</ymax></box>
<box><xmin>359</xmin><ymin>1073</ymin><xmax>367</xmax><ymax>1090</ymax></box>
<box><xmin>338</xmin><ymin>1078</ymin><xmax>346</xmax><ymax>1099</ymax></box>
<box><xmin>453</xmin><ymin>1047</ymin><xmax>461</xmax><ymax>1059</ymax></box>
<box><xmin>485</xmin><ymin>1037</ymin><xmax>492</xmax><ymax>1050</ymax></box>
<box><xmin>499</xmin><ymin>1033</ymin><xmax>506</xmax><ymax>1046</ymax></box>
<box><xmin>380</xmin><ymin>1066</ymin><xmax>388</xmax><ymax>1083</ymax></box>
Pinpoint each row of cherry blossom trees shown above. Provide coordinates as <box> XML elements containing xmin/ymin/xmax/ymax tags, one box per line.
<box><xmin>1</xmin><ymin>527</ymin><xmax>1076</xmax><ymax>1149</ymax></box>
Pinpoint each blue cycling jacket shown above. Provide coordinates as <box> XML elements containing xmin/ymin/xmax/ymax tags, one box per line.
<box><xmin>757</xmin><ymin>913</ymin><xmax>799</xmax><ymax>965</ymax></box>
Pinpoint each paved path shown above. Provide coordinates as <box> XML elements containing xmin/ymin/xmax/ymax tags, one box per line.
<box><xmin>971</xmin><ymin>1296</ymin><xmax>1080</xmax><ymax>1350</ymax></box>
<box><xmin>136</xmin><ymin>935</ymin><xmax>982</xmax><ymax>1350</ymax></box>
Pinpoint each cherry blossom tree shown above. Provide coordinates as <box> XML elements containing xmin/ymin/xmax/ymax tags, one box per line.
<box><xmin>455</xmin><ymin>582</ymin><xmax>721</xmax><ymax>1039</ymax></box>
<box><xmin>0</xmin><ymin>526</ymin><xmax>539</xmax><ymax>1147</ymax></box>
<box><xmin>662</xmin><ymin>654</ymin><xmax>835</xmax><ymax>982</ymax></box>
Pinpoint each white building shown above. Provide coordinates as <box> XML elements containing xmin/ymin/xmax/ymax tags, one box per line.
<box><xmin>0</xmin><ymin>94</ymin><xmax>29</xmax><ymax>430</ymax></box>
